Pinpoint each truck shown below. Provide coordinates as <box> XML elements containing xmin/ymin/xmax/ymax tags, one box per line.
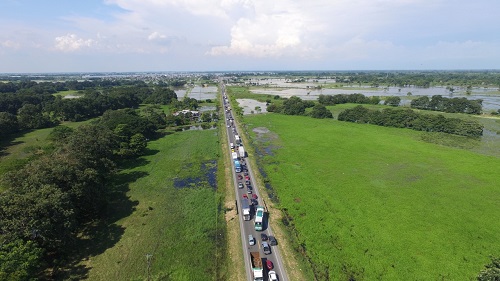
<box><xmin>255</xmin><ymin>206</ymin><xmax>264</xmax><ymax>231</ymax></box>
<box><xmin>234</xmin><ymin>160</ymin><xmax>241</xmax><ymax>173</ymax></box>
<box><xmin>231</xmin><ymin>152</ymin><xmax>238</xmax><ymax>160</ymax></box>
<box><xmin>241</xmin><ymin>198</ymin><xmax>251</xmax><ymax>221</ymax></box>
<box><xmin>235</xmin><ymin>134</ymin><xmax>241</xmax><ymax>145</ymax></box>
<box><xmin>250</xmin><ymin>252</ymin><xmax>264</xmax><ymax>281</ymax></box>
<box><xmin>238</xmin><ymin>146</ymin><xmax>245</xmax><ymax>158</ymax></box>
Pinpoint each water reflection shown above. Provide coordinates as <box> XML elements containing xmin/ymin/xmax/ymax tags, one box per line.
<box><xmin>251</xmin><ymin>86</ymin><xmax>500</xmax><ymax>111</ymax></box>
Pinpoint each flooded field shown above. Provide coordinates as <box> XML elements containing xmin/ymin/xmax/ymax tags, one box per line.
<box><xmin>236</xmin><ymin>99</ymin><xmax>268</xmax><ymax>115</ymax></box>
<box><xmin>186</xmin><ymin>86</ymin><xmax>218</xmax><ymax>100</ymax></box>
<box><xmin>251</xmin><ymin>85</ymin><xmax>500</xmax><ymax>112</ymax></box>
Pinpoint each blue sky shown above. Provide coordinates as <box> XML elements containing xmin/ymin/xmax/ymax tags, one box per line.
<box><xmin>1</xmin><ymin>0</ymin><xmax>499</xmax><ymax>73</ymax></box>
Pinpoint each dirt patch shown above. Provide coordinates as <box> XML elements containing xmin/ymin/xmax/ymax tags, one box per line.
<box><xmin>225</xmin><ymin>207</ymin><xmax>237</xmax><ymax>222</ymax></box>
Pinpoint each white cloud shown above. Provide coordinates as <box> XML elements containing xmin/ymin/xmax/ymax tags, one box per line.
<box><xmin>423</xmin><ymin>40</ymin><xmax>500</xmax><ymax>60</ymax></box>
<box><xmin>2</xmin><ymin>0</ymin><xmax>500</xmax><ymax>71</ymax></box>
<box><xmin>1</xmin><ymin>40</ymin><xmax>20</xmax><ymax>49</ymax></box>
<box><xmin>54</xmin><ymin>34</ymin><xmax>97</xmax><ymax>52</ymax></box>
<box><xmin>148</xmin><ymin>31</ymin><xmax>166</xmax><ymax>41</ymax></box>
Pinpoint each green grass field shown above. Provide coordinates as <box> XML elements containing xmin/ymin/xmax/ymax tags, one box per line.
<box><xmin>244</xmin><ymin>113</ymin><xmax>500</xmax><ymax>280</ymax></box>
<box><xmin>53</xmin><ymin>90</ymin><xmax>83</xmax><ymax>97</ymax></box>
<box><xmin>0</xmin><ymin>121</ymin><xmax>91</xmax><ymax>183</ymax></box>
<box><xmin>81</xmin><ymin>128</ymin><xmax>226</xmax><ymax>280</ymax></box>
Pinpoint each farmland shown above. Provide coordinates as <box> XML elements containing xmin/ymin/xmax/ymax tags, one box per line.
<box><xmin>243</xmin><ymin>112</ymin><xmax>500</xmax><ymax>280</ymax></box>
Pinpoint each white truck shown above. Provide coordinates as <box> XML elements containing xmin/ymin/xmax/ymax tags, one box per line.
<box><xmin>232</xmin><ymin>152</ymin><xmax>238</xmax><ymax>160</ymax></box>
<box><xmin>238</xmin><ymin>146</ymin><xmax>245</xmax><ymax>158</ymax></box>
<box><xmin>255</xmin><ymin>206</ymin><xmax>264</xmax><ymax>231</ymax></box>
<box><xmin>241</xmin><ymin>198</ymin><xmax>251</xmax><ymax>221</ymax></box>
<box><xmin>250</xmin><ymin>252</ymin><xmax>264</xmax><ymax>281</ymax></box>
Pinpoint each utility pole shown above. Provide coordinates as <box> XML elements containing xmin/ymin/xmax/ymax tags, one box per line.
<box><xmin>146</xmin><ymin>253</ymin><xmax>153</xmax><ymax>281</ymax></box>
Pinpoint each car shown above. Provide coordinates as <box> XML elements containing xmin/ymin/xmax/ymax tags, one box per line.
<box><xmin>244</xmin><ymin>171</ymin><xmax>249</xmax><ymax>176</ymax></box>
<box><xmin>238</xmin><ymin>182</ymin><xmax>244</xmax><ymax>189</ymax></box>
<box><xmin>247</xmin><ymin>188</ymin><xmax>252</xmax><ymax>194</ymax></box>
<box><xmin>268</xmin><ymin>270</ymin><xmax>278</xmax><ymax>281</ymax></box>
<box><xmin>269</xmin><ymin>236</ymin><xmax>277</xmax><ymax>246</ymax></box>
<box><xmin>243</xmin><ymin>194</ymin><xmax>248</xmax><ymax>199</ymax></box>
<box><xmin>252</xmin><ymin>194</ymin><xmax>258</xmax><ymax>200</ymax></box>
<box><xmin>245</xmin><ymin>180</ymin><xmax>251</xmax><ymax>185</ymax></box>
<box><xmin>251</xmin><ymin>199</ymin><xmax>258</xmax><ymax>205</ymax></box>
<box><xmin>261</xmin><ymin>233</ymin><xmax>268</xmax><ymax>241</ymax></box>
<box><xmin>248</xmin><ymin>234</ymin><xmax>255</xmax><ymax>246</ymax></box>
<box><xmin>245</xmin><ymin>175</ymin><xmax>250</xmax><ymax>181</ymax></box>
<box><xmin>237</xmin><ymin>174</ymin><xmax>243</xmax><ymax>180</ymax></box>
<box><xmin>266</xmin><ymin>260</ymin><xmax>274</xmax><ymax>270</ymax></box>
<box><xmin>262</xmin><ymin>242</ymin><xmax>271</xmax><ymax>255</ymax></box>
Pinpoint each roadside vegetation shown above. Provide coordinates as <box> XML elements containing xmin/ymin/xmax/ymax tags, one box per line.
<box><xmin>82</xmin><ymin>128</ymin><xmax>226</xmax><ymax>281</ymax></box>
<box><xmin>242</xmin><ymin>112</ymin><xmax>500</xmax><ymax>280</ymax></box>
<box><xmin>0</xmin><ymin>76</ymin><xmax>227</xmax><ymax>280</ymax></box>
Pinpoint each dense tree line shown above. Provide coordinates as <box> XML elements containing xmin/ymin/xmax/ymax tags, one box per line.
<box><xmin>266</xmin><ymin>71</ymin><xmax>500</xmax><ymax>88</ymax></box>
<box><xmin>0</xmin><ymin>83</ymin><xmax>178</xmax><ymax>138</ymax></box>
<box><xmin>267</xmin><ymin>96</ymin><xmax>333</xmax><ymax>119</ymax></box>
<box><xmin>0</xmin><ymin>107</ymin><xmax>160</xmax><ymax>279</ymax></box>
<box><xmin>410</xmin><ymin>95</ymin><xmax>483</xmax><ymax>114</ymax></box>
<box><xmin>338</xmin><ymin>105</ymin><xmax>483</xmax><ymax>137</ymax></box>
<box><xmin>318</xmin><ymin>93</ymin><xmax>381</xmax><ymax>105</ymax></box>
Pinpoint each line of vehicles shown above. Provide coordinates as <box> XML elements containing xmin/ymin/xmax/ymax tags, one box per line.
<box><xmin>223</xmin><ymin>90</ymin><xmax>281</xmax><ymax>281</ymax></box>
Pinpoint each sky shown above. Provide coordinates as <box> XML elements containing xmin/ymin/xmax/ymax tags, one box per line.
<box><xmin>1</xmin><ymin>0</ymin><xmax>500</xmax><ymax>73</ymax></box>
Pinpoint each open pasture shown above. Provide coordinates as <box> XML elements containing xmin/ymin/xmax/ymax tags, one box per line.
<box><xmin>81</xmin><ymin>129</ymin><xmax>226</xmax><ymax>280</ymax></box>
<box><xmin>245</xmin><ymin>113</ymin><xmax>500</xmax><ymax>280</ymax></box>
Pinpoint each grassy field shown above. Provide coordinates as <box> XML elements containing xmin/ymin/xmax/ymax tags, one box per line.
<box><xmin>53</xmin><ymin>89</ymin><xmax>83</xmax><ymax>97</ymax></box>
<box><xmin>78</xmin><ymin>128</ymin><xmax>227</xmax><ymax>280</ymax></box>
<box><xmin>0</xmin><ymin>121</ymin><xmax>91</xmax><ymax>183</ymax></box>
<box><xmin>227</xmin><ymin>86</ymin><xmax>276</xmax><ymax>102</ymax></box>
<box><xmin>243</xmin><ymin>113</ymin><xmax>500</xmax><ymax>280</ymax></box>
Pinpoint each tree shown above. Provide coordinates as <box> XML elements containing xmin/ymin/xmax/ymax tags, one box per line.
<box><xmin>47</xmin><ymin>125</ymin><xmax>74</xmax><ymax>144</ymax></box>
<box><xmin>0</xmin><ymin>111</ymin><xmax>19</xmax><ymax>135</ymax></box>
<box><xmin>17</xmin><ymin>104</ymin><xmax>51</xmax><ymax>130</ymax></box>
<box><xmin>64</xmin><ymin>124</ymin><xmax>118</xmax><ymax>175</ymax></box>
<box><xmin>282</xmin><ymin>96</ymin><xmax>306</xmax><ymax>115</ymax></box>
<box><xmin>140</xmin><ymin>105</ymin><xmax>167</xmax><ymax>129</ymax></box>
<box><xmin>477</xmin><ymin>256</ymin><xmax>500</xmax><ymax>281</ymax></box>
<box><xmin>0</xmin><ymin>239</ymin><xmax>43</xmax><ymax>281</ymax></box>
<box><xmin>143</xmin><ymin>87</ymin><xmax>177</xmax><ymax>104</ymax></box>
<box><xmin>310</xmin><ymin>104</ymin><xmax>333</xmax><ymax>119</ymax></box>
<box><xmin>0</xmin><ymin>183</ymin><xmax>76</xmax><ymax>251</ymax></box>
<box><xmin>129</xmin><ymin>133</ymin><xmax>147</xmax><ymax>155</ymax></box>
<box><xmin>201</xmin><ymin>112</ymin><xmax>212</xmax><ymax>123</ymax></box>
<box><xmin>410</xmin><ymin>96</ymin><xmax>430</xmax><ymax>110</ymax></box>
<box><xmin>384</xmin><ymin>96</ymin><xmax>401</xmax><ymax>107</ymax></box>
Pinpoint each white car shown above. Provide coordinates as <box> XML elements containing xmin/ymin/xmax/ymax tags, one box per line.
<box><xmin>248</xmin><ymin>234</ymin><xmax>255</xmax><ymax>246</ymax></box>
<box><xmin>268</xmin><ymin>271</ymin><xmax>278</xmax><ymax>281</ymax></box>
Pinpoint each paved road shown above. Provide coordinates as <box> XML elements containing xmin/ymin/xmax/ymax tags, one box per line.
<box><xmin>220</xmin><ymin>82</ymin><xmax>289</xmax><ymax>281</ymax></box>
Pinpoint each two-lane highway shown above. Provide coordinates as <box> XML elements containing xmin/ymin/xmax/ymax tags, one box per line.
<box><xmin>221</xmin><ymin>82</ymin><xmax>289</xmax><ymax>281</ymax></box>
